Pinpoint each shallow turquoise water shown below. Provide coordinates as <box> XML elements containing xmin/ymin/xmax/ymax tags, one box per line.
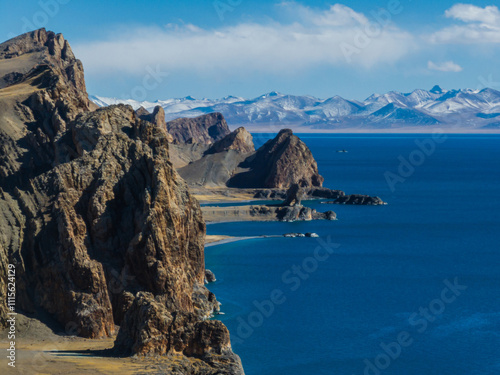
<box><xmin>205</xmin><ymin>134</ymin><xmax>500</xmax><ymax>375</ymax></box>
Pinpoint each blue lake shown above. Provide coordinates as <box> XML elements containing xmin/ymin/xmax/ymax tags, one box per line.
<box><xmin>205</xmin><ymin>134</ymin><xmax>500</xmax><ymax>375</ymax></box>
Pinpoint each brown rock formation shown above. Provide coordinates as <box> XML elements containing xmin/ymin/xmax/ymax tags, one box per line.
<box><xmin>282</xmin><ymin>183</ymin><xmax>305</xmax><ymax>207</ymax></box>
<box><xmin>136</xmin><ymin>105</ymin><xmax>174</xmax><ymax>142</ymax></box>
<box><xmin>205</xmin><ymin>127</ymin><xmax>255</xmax><ymax>155</ymax></box>
<box><xmin>114</xmin><ymin>292</ymin><xmax>243</xmax><ymax>374</ymax></box>
<box><xmin>135</xmin><ymin>106</ymin><xmax>150</xmax><ymax>117</ymax></box>
<box><xmin>228</xmin><ymin>129</ymin><xmax>324</xmax><ymax>189</ymax></box>
<box><xmin>0</xmin><ymin>29</ymin><xmax>243</xmax><ymax>373</ymax></box>
<box><xmin>166</xmin><ymin>113</ymin><xmax>231</xmax><ymax>144</ymax></box>
<box><xmin>177</xmin><ymin>127</ymin><xmax>255</xmax><ymax>187</ymax></box>
<box><xmin>328</xmin><ymin>194</ymin><xmax>386</xmax><ymax>205</ymax></box>
<box><xmin>178</xmin><ymin>149</ymin><xmax>248</xmax><ymax>188</ymax></box>
<box><xmin>178</xmin><ymin>127</ymin><xmax>324</xmax><ymax>192</ymax></box>
<box><xmin>137</xmin><ymin>105</ymin><xmax>164</xmax><ymax>128</ymax></box>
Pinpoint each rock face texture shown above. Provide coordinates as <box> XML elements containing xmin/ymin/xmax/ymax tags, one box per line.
<box><xmin>177</xmin><ymin>128</ymin><xmax>255</xmax><ymax>188</ymax></box>
<box><xmin>179</xmin><ymin>150</ymin><xmax>248</xmax><ymax>188</ymax></box>
<box><xmin>178</xmin><ymin>127</ymin><xmax>325</xmax><ymax>192</ymax></box>
<box><xmin>0</xmin><ymin>29</ymin><xmax>243</xmax><ymax>373</ymax></box>
<box><xmin>254</xmin><ymin>187</ymin><xmax>344</xmax><ymax>200</ymax></box>
<box><xmin>205</xmin><ymin>127</ymin><xmax>255</xmax><ymax>155</ymax></box>
<box><xmin>166</xmin><ymin>113</ymin><xmax>231</xmax><ymax>144</ymax></box>
<box><xmin>136</xmin><ymin>105</ymin><xmax>174</xmax><ymax>143</ymax></box>
<box><xmin>137</xmin><ymin>105</ymin><xmax>165</xmax><ymax>128</ymax></box>
<box><xmin>329</xmin><ymin>194</ymin><xmax>386</xmax><ymax>205</ymax></box>
<box><xmin>135</xmin><ymin>106</ymin><xmax>150</xmax><ymax>118</ymax></box>
<box><xmin>114</xmin><ymin>291</ymin><xmax>240</xmax><ymax>375</ymax></box>
<box><xmin>205</xmin><ymin>269</ymin><xmax>217</xmax><ymax>283</ymax></box>
<box><xmin>228</xmin><ymin>129</ymin><xmax>324</xmax><ymax>189</ymax></box>
<box><xmin>282</xmin><ymin>184</ymin><xmax>305</xmax><ymax>207</ymax></box>
<box><xmin>248</xmin><ymin>205</ymin><xmax>336</xmax><ymax>222</ymax></box>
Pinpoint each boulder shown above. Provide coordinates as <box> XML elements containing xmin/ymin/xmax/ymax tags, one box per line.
<box><xmin>332</xmin><ymin>195</ymin><xmax>386</xmax><ymax>205</ymax></box>
<box><xmin>305</xmin><ymin>233</ymin><xmax>319</xmax><ymax>238</ymax></box>
<box><xmin>205</xmin><ymin>269</ymin><xmax>217</xmax><ymax>283</ymax></box>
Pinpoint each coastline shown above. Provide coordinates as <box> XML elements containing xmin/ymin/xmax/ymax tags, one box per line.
<box><xmin>202</xmin><ymin>206</ymin><xmax>278</xmax><ymax>223</ymax></box>
<box><xmin>205</xmin><ymin>235</ymin><xmax>279</xmax><ymax>248</ymax></box>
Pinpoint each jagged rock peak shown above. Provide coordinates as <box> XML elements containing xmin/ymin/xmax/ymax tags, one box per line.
<box><xmin>430</xmin><ymin>85</ymin><xmax>443</xmax><ymax>94</ymax></box>
<box><xmin>260</xmin><ymin>127</ymin><xmax>325</xmax><ymax>189</ymax></box>
<box><xmin>227</xmin><ymin>128</ymin><xmax>324</xmax><ymax>189</ymax></box>
<box><xmin>205</xmin><ymin>126</ymin><xmax>255</xmax><ymax>154</ymax></box>
<box><xmin>0</xmin><ymin>30</ymin><xmax>243</xmax><ymax>374</ymax></box>
<box><xmin>0</xmin><ymin>28</ymin><xmax>89</xmax><ymax>100</ymax></box>
<box><xmin>151</xmin><ymin>105</ymin><xmax>166</xmax><ymax>127</ymax></box>
<box><xmin>136</xmin><ymin>105</ymin><xmax>165</xmax><ymax>127</ymax></box>
<box><xmin>166</xmin><ymin>112</ymin><xmax>231</xmax><ymax>144</ymax></box>
<box><xmin>137</xmin><ymin>105</ymin><xmax>173</xmax><ymax>142</ymax></box>
<box><xmin>135</xmin><ymin>106</ymin><xmax>150</xmax><ymax>117</ymax></box>
<box><xmin>1</xmin><ymin>28</ymin><xmax>72</xmax><ymax>61</ymax></box>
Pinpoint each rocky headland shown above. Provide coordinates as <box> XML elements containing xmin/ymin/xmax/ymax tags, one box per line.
<box><xmin>167</xmin><ymin>122</ymin><xmax>385</xmax><ymax>223</ymax></box>
<box><xmin>0</xmin><ymin>29</ymin><xmax>243</xmax><ymax>374</ymax></box>
<box><xmin>0</xmin><ymin>28</ymin><xmax>386</xmax><ymax>375</ymax></box>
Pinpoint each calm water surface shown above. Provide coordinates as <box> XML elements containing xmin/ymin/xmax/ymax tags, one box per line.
<box><xmin>206</xmin><ymin>134</ymin><xmax>500</xmax><ymax>375</ymax></box>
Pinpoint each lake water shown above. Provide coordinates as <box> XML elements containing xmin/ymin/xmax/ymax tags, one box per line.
<box><xmin>205</xmin><ymin>134</ymin><xmax>500</xmax><ymax>375</ymax></box>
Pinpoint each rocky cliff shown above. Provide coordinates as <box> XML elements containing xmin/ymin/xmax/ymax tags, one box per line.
<box><xmin>166</xmin><ymin>113</ymin><xmax>231</xmax><ymax>144</ymax></box>
<box><xmin>205</xmin><ymin>127</ymin><xmax>255</xmax><ymax>155</ymax></box>
<box><xmin>176</xmin><ymin>126</ymin><xmax>324</xmax><ymax>191</ymax></box>
<box><xmin>136</xmin><ymin>105</ymin><xmax>174</xmax><ymax>143</ymax></box>
<box><xmin>228</xmin><ymin>129</ymin><xmax>324</xmax><ymax>189</ymax></box>
<box><xmin>177</xmin><ymin>128</ymin><xmax>255</xmax><ymax>188</ymax></box>
<box><xmin>0</xmin><ymin>29</ymin><xmax>243</xmax><ymax>374</ymax></box>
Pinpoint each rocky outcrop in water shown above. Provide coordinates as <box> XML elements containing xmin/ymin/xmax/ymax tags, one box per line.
<box><xmin>0</xmin><ymin>29</ymin><xmax>243</xmax><ymax>373</ymax></box>
<box><xmin>205</xmin><ymin>270</ymin><xmax>217</xmax><ymax>283</ymax></box>
<box><xmin>228</xmin><ymin>129</ymin><xmax>324</xmax><ymax>189</ymax></box>
<box><xmin>247</xmin><ymin>205</ymin><xmax>336</xmax><ymax>222</ymax></box>
<box><xmin>179</xmin><ymin>127</ymin><xmax>325</xmax><ymax>191</ymax></box>
<box><xmin>166</xmin><ymin>113</ymin><xmax>231</xmax><ymax>144</ymax></box>
<box><xmin>325</xmin><ymin>195</ymin><xmax>386</xmax><ymax>205</ymax></box>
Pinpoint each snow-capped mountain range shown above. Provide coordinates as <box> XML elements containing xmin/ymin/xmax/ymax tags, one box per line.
<box><xmin>90</xmin><ymin>86</ymin><xmax>500</xmax><ymax>131</ymax></box>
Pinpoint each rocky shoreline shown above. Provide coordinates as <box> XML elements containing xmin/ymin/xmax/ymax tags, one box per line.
<box><xmin>0</xmin><ymin>28</ymin><xmax>386</xmax><ymax>375</ymax></box>
<box><xmin>0</xmin><ymin>29</ymin><xmax>243</xmax><ymax>374</ymax></box>
<box><xmin>200</xmin><ymin>184</ymin><xmax>385</xmax><ymax>224</ymax></box>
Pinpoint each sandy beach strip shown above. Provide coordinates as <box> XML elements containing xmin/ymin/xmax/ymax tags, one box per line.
<box><xmin>205</xmin><ymin>235</ymin><xmax>281</xmax><ymax>248</ymax></box>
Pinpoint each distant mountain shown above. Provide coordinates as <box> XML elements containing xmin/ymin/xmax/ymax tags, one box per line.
<box><xmin>90</xmin><ymin>86</ymin><xmax>500</xmax><ymax>131</ymax></box>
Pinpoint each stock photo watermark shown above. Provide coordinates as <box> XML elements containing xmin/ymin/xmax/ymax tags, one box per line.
<box><xmin>232</xmin><ymin>236</ymin><xmax>340</xmax><ymax>344</ymax></box>
<box><xmin>7</xmin><ymin>0</ymin><xmax>71</xmax><ymax>40</ymax></box>
<box><xmin>384</xmin><ymin>131</ymin><xmax>447</xmax><ymax>192</ymax></box>
<box><xmin>477</xmin><ymin>74</ymin><xmax>500</xmax><ymax>91</ymax></box>
<box><xmin>6</xmin><ymin>264</ymin><xmax>16</xmax><ymax>368</ymax></box>
<box><xmin>340</xmin><ymin>0</ymin><xmax>404</xmax><ymax>63</ymax></box>
<box><xmin>120</xmin><ymin>65</ymin><xmax>169</xmax><ymax>102</ymax></box>
<box><xmin>359</xmin><ymin>278</ymin><xmax>467</xmax><ymax>375</ymax></box>
<box><xmin>213</xmin><ymin>0</ymin><xmax>243</xmax><ymax>21</ymax></box>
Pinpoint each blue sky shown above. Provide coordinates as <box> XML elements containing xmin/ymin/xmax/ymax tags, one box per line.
<box><xmin>1</xmin><ymin>0</ymin><xmax>500</xmax><ymax>101</ymax></box>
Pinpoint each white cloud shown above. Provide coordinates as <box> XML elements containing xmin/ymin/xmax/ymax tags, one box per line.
<box><xmin>445</xmin><ymin>4</ymin><xmax>500</xmax><ymax>26</ymax></box>
<box><xmin>428</xmin><ymin>61</ymin><xmax>463</xmax><ymax>72</ymax></box>
<box><xmin>73</xmin><ymin>3</ymin><xmax>415</xmax><ymax>77</ymax></box>
<box><xmin>430</xmin><ymin>4</ymin><xmax>500</xmax><ymax>44</ymax></box>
